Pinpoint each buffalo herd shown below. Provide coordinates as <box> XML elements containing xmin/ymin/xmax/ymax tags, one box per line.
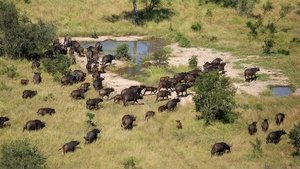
<box><xmin>0</xmin><ymin>35</ymin><xmax>290</xmax><ymax>157</ymax></box>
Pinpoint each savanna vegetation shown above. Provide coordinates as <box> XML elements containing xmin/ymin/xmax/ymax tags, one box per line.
<box><xmin>0</xmin><ymin>0</ymin><xmax>300</xmax><ymax>169</ymax></box>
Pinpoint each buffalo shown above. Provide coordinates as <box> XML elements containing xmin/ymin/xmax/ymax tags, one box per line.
<box><xmin>145</xmin><ymin>111</ymin><xmax>155</xmax><ymax>121</ymax></box>
<box><xmin>158</xmin><ymin>80</ymin><xmax>173</xmax><ymax>91</ymax></box>
<box><xmin>211</xmin><ymin>142</ymin><xmax>231</xmax><ymax>156</ymax></box>
<box><xmin>86</xmin><ymin>98</ymin><xmax>103</xmax><ymax>110</ymax></box>
<box><xmin>113</xmin><ymin>94</ymin><xmax>123</xmax><ymax>103</ymax></box>
<box><xmin>23</xmin><ymin>120</ymin><xmax>45</xmax><ymax>132</ymax></box>
<box><xmin>275</xmin><ymin>113</ymin><xmax>285</xmax><ymax>125</ymax></box>
<box><xmin>121</xmin><ymin>114</ymin><xmax>136</xmax><ymax>130</ymax></box>
<box><xmin>244</xmin><ymin>67</ymin><xmax>260</xmax><ymax>82</ymax></box>
<box><xmin>261</xmin><ymin>119</ymin><xmax>269</xmax><ymax>132</ymax></box>
<box><xmin>98</xmin><ymin>88</ymin><xmax>115</xmax><ymax>99</ymax></box>
<box><xmin>79</xmin><ymin>82</ymin><xmax>90</xmax><ymax>92</ymax></box>
<box><xmin>20</xmin><ymin>79</ymin><xmax>29</xmax><ymax>85</ymax></box>
<box><xmin>33</xmin><ymin>72</ymin><xmax>42</xmax><ymax>84</ymax></box>
<box><xmin>266</xmin><ymin>130</ymin><xmax>287</xmax><ymax>144</ymax></box>
<box><xmin>165</xmin><ymin>98</ymin><xmax>180</xmax><ymax>111</ymax></box>
<box><xmin>59</xmin><ymin>141</ymin><xmax>80</xmax><ymax>154</ymax></box>
<box><xmin>174</xmin><ymin>72</ymin><xmax>187</xmax><ymax>83</ymax></box>
<box><xmin>37</xmin><ymin>108</ymin><xmax>56</xmax><ymax>116</ymax></box>
<box><xmin>211</xmin><ymin>58</ymin><xmax>223</xmax><ymax>65</ymax></box>
<box><xmin>22</xmin><ymin>90</ymin><xmax>37</xmax><ymax>99</ymax></box>
<box><xmin>248</xmin><ymin>122</ymin><xmax>257</xmax><ymax>135</ymax></box>
<box><xmin>102</xmin><ymin>54</ymin><xmax>115</xmax><ymax>65</ymax></box>
<box><xmin>84</xmin><ymin>128</ymin><xmax>101</xmax><ymax>144</ymax></box>
<box><xmin>175</xmin><ymin>84</ymin><xmax>190</xmax><ymax>97</ymax></box>
<box><xmin>0</xmin><ymin>116</ymin><xmax>9</xmax><ymax>128</ymax></box>
<box><xmin>156</xmin><ymin>90</ymin><xmax>171</xmax><ymax>101</ymax></box>
<box><xmin>158</xmin><ymin>105</ymin><xmax>167</xmax><ymax>112</ymax></box>
<box><xmin>122</xmin><ymin>93</ymin><xmax>143</xmax><ymax>106</ymax></box>
<box><xmin>93</xmin><ymin>78</ymin><xmax>104</xmax><ymax>90</ymax></box>
<box><xmin>160</xmin><ymin>76</ymin><xmax>170</xmax><ymax>82</ymax></box>
<box><xmin>71</xmin><ymin>70</ymin><xmax>86</xmax><ymax>82</ymax></box>
<box><xmin>31</xmin><ymin>60</ymin><xmax>40</xmax><ymax>70</ymax></box>
<box><xmin>70</xmin><ymin>89</ymin><xmax>85</xmax><ymax>99</ymax></box>
<box><xmin>143</xmin><ymin>86</ymin><xmax>157</xmax><ymax>95</ymax></box>
<box><xmin>121</xmin><ymin>85</ymin><xmax>145</xmax><ymax>95</ymax></box>
<box><xmin>176</xmin><ymin>120</ymin><xmax>182</xmax><ymax>129</ymax></box>
<box><xmin>61</xmin><ymin>74</ymin><xmax>77</xmax><ymax>86</ymax></box>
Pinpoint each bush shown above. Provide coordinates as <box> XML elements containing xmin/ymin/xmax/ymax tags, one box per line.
<box><xmin>262</xmin><ymin>38</ymin><xmax>274</xmax><ymax>54</ymax></box>
<box><xmin>0</xmin><ymin>2</ymin><xmax>56</xmax><ymax>58</ymax></box>
<box><xmin>250</xmin><ymin>138</ymin><xmax>263</xmax><ymax>159</ymax></box>
<box><xmin>188</xmin><ymin>55</ymin><xmax>198</xmax><ymax>69</ymax></box>
<box><xmin>86</xmin><ymin>112</ymin><xmax>96</xmax><ymax>128</ymax></box>
<box><xmin>176</xmin><ymin>33</ymin><xmax>191</xmax><ymax>48</ymax></box>
<box><xmin>116</xmin><ymin>44</ymin><xmax>130</xmax><ymax>60</ymax></box>
<box><xmin>191</xmin><ymin>22</ymin><xmax>202</xmax><ymax>32</ymax></box>
<box><xmin>0</xmin><ymin>82</ymin><xmax>12</xmax><ymax>91</ymax></box>
<box><xmin>123</xmin><ymin>156</ymin><xmax>141</xmax><ymax>169</ymax></box>
<box><xmin>144</xmin><ymin>49</ymin><xmax>169</xmax><ymax>66</ymax></box>
<box><xmin>42</xmin><ymin>54</ymin><xmax>71</xmax><ymax>81</ymax></box>
<box><xmin>277</xmin><ymin>49</ymin><xmax>290</xmax><ymax>55</ymax></box>
<box><xmin>0</xmin><ymin>139</ymin><xmax>46</xmax><ymax>169</ymax></box>
<box><xmin>90</xmin><ymin>31</ymin><xmax>98</xmax><ymax>39</ymax></box>
<box><xmin>0</xmin><ymin>65</ymin><xmax>18</xmax><ymax>78</ymax></box>
<box><xmin>193</xmin><ymin>71</ymin><xmax>236</xmax><ymax>124</ymax></box>
<box><xmin>289</xmin><ymin>122</ymin><xmax>300</xmax><ymax>156</ymax></box>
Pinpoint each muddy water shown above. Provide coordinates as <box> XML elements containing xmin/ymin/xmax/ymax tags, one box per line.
<box><xmin>271</xmin><ymin>86</ymin><xmax>293</xmax><ymax>96</ymax></box>
<box><xmin>82</xmin><ymin>39</ymin><xmax>163</xmax><ymax>76</ymax></box>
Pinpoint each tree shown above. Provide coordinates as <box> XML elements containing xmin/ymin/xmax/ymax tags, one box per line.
<box><xmin>0</xmin><ymin>139</ymin><xmax>46</xmax><ymax>169</ymax></box>
<box><xmin>0</xmin><ymin>2</ymin><xmax>56</xmax><ymax>58</ymax></box>
<box><xmin>132</xmin><ymin>0</ymin><xmax>139</xmax><ymax>25</ymax></box>
<box><xmin>289</xmin><ymin>122</ymin><xmax>300</xmax><ymax>156</ymax></box>
<box><xmin>193</xmin><ymin>71</ymin><xmax>236</xmax><ymax>124</ymax></box>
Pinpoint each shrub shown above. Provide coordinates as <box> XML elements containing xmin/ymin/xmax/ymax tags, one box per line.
<box><xmin>263</xmin><ymin>0</ymin><xmax>273</xmax><ymax>14</ymax></box>
<box><xmin>42</xmin><ymin>54</ymin><xmax>71</xmax><ymax>81</ymax></box>
<box><xmin>0</xmin><ymin>65</ymin><xmax>18</xmax><ymax>78</ymax></box>
<box><xmin>191</xmin><ymin>22</ymin><xmax>202</xmax><ymax>32</ymax></box>
<box><xmin>86</xmin><ymin>112</ymin><xmax>96</xmax><ymax>128</ymax></box>
<box><xmin>24</xmin><ymin>0</ymin><xmax>31</xmax><ymax>4</ymax></box>
<box><xmin>176</xmin><ymin>33</ymin><xmax>191</xmax><ymax>48</ymax></box>
<box><xmin>90</xmin><ymin>31</ymin><xmax>98</xmax><ymax>39</ymax></box>
<box><xmin>206</xmin><ymin>9</ymin><xmax>213</xmax><ymax>17</ymax></box>
<box><xmin>277</xmin><ymin>49</ymin><xmax>290</xmax><ymax>55</ymax></box>
<box><xmin>250</xmin><ymin>138</ymin><xmax>263</xmax><ymax>159</ymax></box>
<box><xmin>289</xmin><ymin>122</ymin><xmax>300</xmax><ymax>156</ymax></box>
<box><xmin>144</xmin><ymin>49</ymin><xmax>169</xmax><ymax>66</ymax></box>
<box><xmin>116</xmin><ymin>44</ymin><xmax>130</xmax><ymax>60</ymax></box>
<box><xmin>0</xmin><ymin>2</ymin><xmax>56</xmax><ymax>58</ymax></box>
<box><xmin>0</xmin><ymin>82</ymin><xmax>12</xmax><ymax>91</ymax></box>
<box><xmin>42</xmin><ymin>93</ymin><xmax>55</xmax><ymax>102</ymax></box>
<box><xmin>0</xmin><ymin>139</ymin><xmax>46</xmax><ymax>169</ymax></box>
<box><xmin>123</xmin><ymin>156</ymin><xmax>141</xmax><ymax>169</ymax></box>
<box><xmin>262</xmin><ymin>38</ymin><xmax>274</xmax><ymax>54</ymax></box>
<box><xmin>193</xmin><ymin>71</ymin><xmax>236</xmax><ymax>124</ymax></box>
<box><xmin>188</xmin><ymin>55</ymin><xmax>198</xmax><ymax>69</ymax></box>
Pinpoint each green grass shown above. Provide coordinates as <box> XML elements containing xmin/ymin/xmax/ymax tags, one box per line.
<box><xmin>1</xmin><ymin>56</ymin><xmax>300</xmax><ymax>169</ymax></box>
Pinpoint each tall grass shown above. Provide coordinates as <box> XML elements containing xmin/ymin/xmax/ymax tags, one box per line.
<box><xmin>0</xmin><ymin>57</ymin><xmax>300</xmax><ymax>169</ymax></box>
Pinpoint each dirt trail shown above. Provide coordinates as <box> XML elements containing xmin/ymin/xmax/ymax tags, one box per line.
<box><xmin>167</xmin><ymin>43</ymin><xmax>290</xmax><ymax>95</ymax></box>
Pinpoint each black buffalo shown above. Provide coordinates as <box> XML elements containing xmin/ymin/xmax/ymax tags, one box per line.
<box><xmin>93</xmin><ymin>78</ymin><xmax>104</xmax><ymax>90</ymax></box>
<box><xmin>266</xmin><ymin>130</ymin><xmax>287</xmax><ymax>144</ymax></box>
<box><xmin>122</xmin><ymin>93</ymin><xmax>143</xmax><ymax>106</ymax></box>
<box><xmin>211</xmin><ymin>142</ymin><xmax>231</xmax><ymax>156</ymax></box>
<box><xmin>98</xmin><ymin>88</ymin><xmax>115</xmax><ymax>99</ymax></box>
<box><xmin>20</xmin><ymin>79</ymin><xmax>29</xmax><ymax>85</ymax></box>
<box><xmin>113</xmin><ymin>94</ymin><xmax>123</xmax><ymax>103</ymax></box>
<box><xmin>70</xmin><ymin>89</ymin><xmax>85</xmax><ymax>99</ymax></box>
<box><xmin>33</xmin><ymin>72</ymin><xmax>42</xmax><ymax>84</ymax></box>
<box><xmin>79</xmin><ymin>82</ymin><xmax>90</xmax><ymax>92</ymax></box>
<box><xmin>244</xmin><ymin>67</ymin><xmax>260</xmax><ymax>82</ymax></box>
<box><xmin>0</xmin><ymin>116</ymin><xmax>9</xmax><ymax>128</ymax></box>
<box><xmin>84</xmin><ymin>129</ymin><xmax>101</xmax><ymax>144</ymax></box>
<box><xmin>261</xmin><ymin>119</ymin><xmax>269</xmax><ymax>132</ymax></box>
<box><xmin>31</xmin><ymin>60</ymin><xmax>40</xmax><ymax>70</ymax></box>
<box><xmin>102</xmin><ymin>54</ymin><xmax>115</xmax><ymax>65</ymax></box>
<box><xmin>22</xmin><ymin>90</ymin><xmax>37</xmax><ymax>99</ymax></box>
<box><xmin>143</xmin><ymin>86</ymin><xmax>157</xmax><ymax>95</ymax></box>
<box><xmin>156</xmin><ymin>90</ymin><xmax>171</xmax><ymax>101</ymax></box>
<box><xmin>248</xmin><ymin>122</ymin><xmax>257</xmax><ymax>135</ymax></box>
<box><xmin>166</xmin><ymin>98</ymin><xmax>180</xmax><ymax>111</ymax></box>
<box><xmin>61</xmin><ymin>74</ymin><xmax>77</xmax><ymax>86</ymax></box>
<box><xmin>145</xmin><ymin>111</ymin><xmax>155</xmax><ymax>121</ymax></box>
<box><xmin>23</xmin><ymin>120</ymin><xmax>45</xmax><ymax>132</ymax></box>
<box><xmin>121</xmin><ymin>114</ymin><xmax>136</xmax><ymax>130</ymax></box>
<box><xmin>59</xmin><ymin>141</ymin><xmax>80</xmax><ymax>154</ymax></box>
<box><xmin>175</xmin><ymin>84</ymin><xmax>190</xmax><ymax>97</ymax></box>
<box><xmin>37</xmin><ymin>108</ymin><xmax>56</xmax><ymax>116</ymax></box>
<box><xmin>158</xmin><ymin>105</ymin><xmax>167</xmax><ymax>112</ymax></box>
<box><xmin>176</xmin><ymin>120</ymin><xmax>182</xmax><ymax>129</ymax></box>
<box><xmin>86</xmin><ymin>98</ymin><xmax>103</xmax><ymax>110</ymax></box>
<box><xmin>275</xmin><ymin>113</ymin><xmax>285</xmax><ymax>125</ymax></box>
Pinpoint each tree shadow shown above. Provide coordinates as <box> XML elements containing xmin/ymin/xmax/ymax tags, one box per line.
<box><xmin>103</xmin><ymin>8</ymin><xmax>175</xmax><ymax>25</ymax></box>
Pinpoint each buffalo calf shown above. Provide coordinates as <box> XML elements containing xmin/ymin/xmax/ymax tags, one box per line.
<box><xmin>59</xmin><ymin>141</ymin><xmax>80</xmax><ymax>154</ymax></box>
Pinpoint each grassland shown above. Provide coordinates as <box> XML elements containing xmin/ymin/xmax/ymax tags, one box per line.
<box><xmin>11</xmin><ymin>0</ymin><xmax>300</xmax><ymax>86</ymax></box>
<box><xmin>1</xmin><ymin>56</ymin><xmax>300</xmax><ymax>169</ymax></box>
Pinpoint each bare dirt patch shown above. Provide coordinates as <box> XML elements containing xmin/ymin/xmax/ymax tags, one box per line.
<box><xmin>167</xmin><ymin>43</ymin><xmax>290</xmax><ymax>96</ymax></box>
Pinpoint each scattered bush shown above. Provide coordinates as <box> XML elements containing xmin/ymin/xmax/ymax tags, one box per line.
<box><xmin>277</xmin><ymin>49</ymin><xmax>290</xmax><ymax>55</ymax></box>
<box><xmin>289</xmin><ymin>122</ymin><xmax>300</xmax><ymax>156</ymax></box>
<box><xmin>188</xmin><ymin>55</ymin><xmax>198</xmax><ymax>69</ymax></box>
<box><xmin>250</xmin><ymin>138</ymin><xmax>263</xmax><ymax>159</ymax></box>
<box><xmin>0</xmin><ymin>65</ymin><xmax>18</xmax><ymax>78</ymax></box>
<box><xmin>116</xmin><ymin>44</ymin><xmax>130</xmax><ymax>60</ymax></box>
<box><xmin>42</xmin><ymin>54</ymin><xmax>71</xmax><ymax>81</ymax></box>
<box><xmin>290</xmin><ymin>37</ymin><xmax>300</xmax><ymax>44</ymax></box>
<box><xmin>86</xmin><ymin>112</ymin><xmax>96</xmax><ymax>128</ymax></box>
<box><xmin>176</xmin><ymin>33</ymin><xmax>191</xmax><ymax>48</ymax></box>
<box><xmin>0</xmin><ymin>2</ymin><xmax>56</xmax><ymax>58</ymax></box>
<box><xmin>90</xmin><ymin>31</ymin><xmax>98</xmax><ymax>39</ymax></box>
<box><xmin>206</xmin><ymin>9</ymin><xmax>213</xmax><ymax>17</ymax></box>
<box><xmin>193</xmin><ymin>71</ymin><xmax>236</xmax><ymax>124</ymax></box>
<box><xmin>144</xmin><ymin>49</ymin><xmax>169</xmax><ymax>66</ymax></box>
<box><xmin>123</xmin><ymin>156</ymin><xmax>141</xmax><ymax>169</ymax></box>
<box><xmin>191</xmin><ymin>22</ymin><xmax>202</xmax><ymax>32</ymax></box>
<box><xmin>262</xmin><ymin>38</ymin><xmax>274</xmax><ymax>54</ymax></box>
<box><xmin>0</xmin><ymin>139</ymin><xmax>46</xmax><ymax>169</ymax></box>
